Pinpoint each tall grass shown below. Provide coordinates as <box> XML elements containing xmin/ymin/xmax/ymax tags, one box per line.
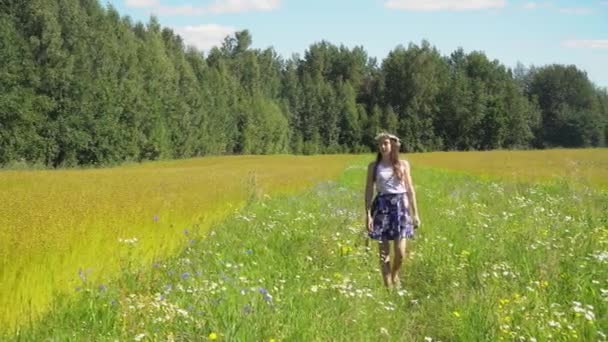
<box><xmin>0</xmin><ymin>155</ymin><xmax>358</xmax><ymax>332</ymax></box>
<box><xmin>7</xmin><ymin>155</ymin><xmax>607</xmax><ymax>341</ymax></box>
<box><xmin>407</xmin><ymin>148</ymin><xmax>608</xmax><ymax>188</ymax></box>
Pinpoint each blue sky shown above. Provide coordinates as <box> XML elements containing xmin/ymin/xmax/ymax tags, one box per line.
<box><xmin>103</xmin><ymin>0</ymin><xmax>608</xmax><ymax>87</ymax></box>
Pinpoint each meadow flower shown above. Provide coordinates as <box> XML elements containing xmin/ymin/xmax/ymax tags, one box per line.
<box><xmin>208</xmin><ymin>332</ymin><xmax>218</xmax><ymax>340</ymax></box>
<box><xmin>591</xmin><ymin>251</ymin><xmax>608</xmax><ymax>262</ymax></box>
<box><xmin>134</xmin><ymin>333</ymin><xmax>146</xmax><ymax>341</ymax></box>
<box><xmin>118</xmin><ymin>237</ymin><xmax>139</xmax><ymax>245</ymax></box>
<box><xmin>78</xmin><ymin>268</ymin><xmax>87</xmax><ymax>283</ymax></box>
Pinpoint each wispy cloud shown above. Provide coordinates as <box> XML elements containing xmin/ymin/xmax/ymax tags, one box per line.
<box><xmin>558</xmin><ymin>7</ymin><xmax>593</xmax><ymax>15</ymax></box>
<box><xmin>206</xmin><ymin>0</ymin><xmax>281</xmax><ymax>13</ymax></box>
<box><xmin>384</xmin><ymin>0</ymin><xmax>506</xmax><ymax>11</ymax></box>
<box><xmin>126</xmin><ymin>0</ymin><xmax>281</xmax><ymax>15</ymax></box>
<box><xmin>562</xmin><ymin>39</ymin><xmax>608</xmax><ymax>49</ymax></box>
<box><xmin>523</xmin><ymin>2</ymin><xmax>538</xmax><ymax>9</ymax></box>
<box><xmin>521</xmin><ymin>2</ymin><xmax>594</xmax><ymax>14</ymax></box>
<box><xmin>522</xmin><ymin>1</ymin><xmax>551</xmax><ymax>10</ymax></box>
<box><xmin>125</xmin><ymin>0</ymin><xmax>160</xmax><ymax>8</ymax></box>
<box><xmin>175</xmin><ymin>24</ymin><xmax>237</xmax><ymax>51</ymax></box>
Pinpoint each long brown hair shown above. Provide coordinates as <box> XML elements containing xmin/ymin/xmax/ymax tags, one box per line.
<box><xmin>375</xmin><ymin>138</ymin><xmax>403</xmax><ymax>181</ymax></box>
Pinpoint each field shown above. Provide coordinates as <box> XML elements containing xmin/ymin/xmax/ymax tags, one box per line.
<box><xmin>1</xmin><ymin>149</ymin><xmax>607</xmax><ymax>340</ymax></box>
<box><xmin>0</xmin><ymin>155</ymin><xmax>358</xmax><ymax>334</ymax></box>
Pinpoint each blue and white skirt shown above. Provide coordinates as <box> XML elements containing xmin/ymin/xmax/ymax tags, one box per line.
<box><xmin>369</xmin><ymin>193</ymin><xmax>414</xmax><ymax>240</ymax></box>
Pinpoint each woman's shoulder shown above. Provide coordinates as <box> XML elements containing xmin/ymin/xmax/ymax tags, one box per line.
<box><xmin>399</xmin><ymin>159</ymin><xmax>410</xmax><ymax>169</ymax></box>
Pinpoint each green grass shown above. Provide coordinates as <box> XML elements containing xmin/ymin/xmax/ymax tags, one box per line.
<box><xmin>0</xmin><ymin>155</ymin><xmax>357</xmax><ymax>332</ymax></box>
<box><xmin>6</xmin><ymin>161</ymin><xmax>608</xmax><ymax>341</ymax></box>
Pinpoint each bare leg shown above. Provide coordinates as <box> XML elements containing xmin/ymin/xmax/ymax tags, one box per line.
<box><xmin>391</xmin><ymin>238</ymin><xmax>407</xmax><ymax>287</ymax></box>
<box><xmin>378</xmin><ymin>240</ymin><xmax>392</xmax><ymax>287</ymax></box>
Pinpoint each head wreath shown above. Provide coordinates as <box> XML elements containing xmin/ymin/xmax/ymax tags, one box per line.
<box><xmin>374</xmin><ymin>132</ymin><xmax>401</xmax><ymax>145</ymax></box>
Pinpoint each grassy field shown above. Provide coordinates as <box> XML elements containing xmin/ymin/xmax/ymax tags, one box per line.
<box><xmin>0</xmin><ymin>155</ymin><xmax>359</xmax><ymax>333</ymax></box>
<box><xmin>407</xmin><ymin>148</ymin><xmax>608</xmax><ymax>188</ymax></box>
<box><xmin>2</xmin><ymin>149</ymin><xmax>607</xmax><ymax>340</ymax></box>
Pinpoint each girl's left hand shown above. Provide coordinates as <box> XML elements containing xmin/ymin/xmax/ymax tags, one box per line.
<box><xmin>413</xmin><ymin>215</ymin><xmax>421</xmax><ymax>229</ymax></box>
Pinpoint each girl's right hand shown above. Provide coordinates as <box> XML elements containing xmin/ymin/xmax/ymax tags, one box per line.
<box><xmin>366</xmin><ymin>214</ymin><xmax>373</xmax><ymax>233</ymax></box>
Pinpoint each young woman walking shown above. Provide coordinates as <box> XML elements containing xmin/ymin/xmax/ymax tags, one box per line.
<box><xmin>365</xmin><ymin>132</ymin><xmax>420</xmax><ymax>288</ymax></box>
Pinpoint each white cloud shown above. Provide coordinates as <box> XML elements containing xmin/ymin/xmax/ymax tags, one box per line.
<box><xmin>207</xmin><ymin>0</ymin><xmax>281</xmax><ymax>14</ymax></box>
<box><xmin>562</xmin><ymin>39</ymin><xmax>608</xmax><ymax>49</ymax></box>
<box><xmin>126</xmin><ymin>0</ymin><xmax>281</xmax><ymax>15</ymax></box>
<box><xmin>156</xmin><ymin>4</ymin><xmax>206</xmax><ymax>15</ymax></box>
<box><xmin>125</xmin><ymin>0</ymin><xmax>160</xmax><ymax>8</ymax></box>
<box><xmin>521</xmin><ymin>2</ymin><xmax>595</xmax><ymax>14</ymax></box>
<box><xmin>384</xmin><ymin>0</ymin><xmax>507</xmax><ymax>11</ymax></box>
<box><xmin>174</xmin><ymin>24</ymin><xmax>237</xmax><ymax>51</ymax></box>
<box><xmin>558</xmin><ymin>7</ymin><xmax>593</xmax><ymax>15</ymax></box>
<box><xmin>522</xmin><ymin>1</ymin><xmax>552</xmax><ymax>10</ymax></box>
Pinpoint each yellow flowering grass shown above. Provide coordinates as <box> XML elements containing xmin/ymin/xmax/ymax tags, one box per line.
<box><xmin>407</xmin><ymin>148</ymin><xmax>608</xmax><ymax>189</ymax></box>
<box><xmin>0</xmin><ymin>155</ymin><xmax>358</xmax><ymax>332</ymax></box>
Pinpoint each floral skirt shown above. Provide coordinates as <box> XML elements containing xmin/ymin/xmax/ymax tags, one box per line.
<box><xmin>369</xmin><ymin>193</ymin><xmax>414</xmax><ymax>241</ymax></box>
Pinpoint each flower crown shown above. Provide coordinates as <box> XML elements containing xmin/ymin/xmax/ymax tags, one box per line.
<box><xmin>374</xmin><ymin>132</ymin><xmax>401</xmax><ymax>144</ymax></box>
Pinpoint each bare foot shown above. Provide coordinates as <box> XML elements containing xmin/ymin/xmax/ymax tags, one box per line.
<box><xmin>392</xmin><ymin>275</ymin><xmax>401</xmax><ymax>289</ymax></box>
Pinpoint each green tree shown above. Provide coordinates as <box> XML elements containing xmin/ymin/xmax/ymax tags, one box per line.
<box><xmin>530</xmin><ymin>65</ymin><xmax>603</xmax><ymax>147</ymax></box>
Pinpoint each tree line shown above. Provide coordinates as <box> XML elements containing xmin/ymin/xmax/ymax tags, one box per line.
<box><xmin>1</xmin><ymin>0</ymin><xmax>606</xmax><ymax>167</ymax></box>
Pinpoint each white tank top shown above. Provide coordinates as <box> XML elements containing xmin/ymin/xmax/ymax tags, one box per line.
<box><xmin>375</xmin><ymin>162</ymin><xmax>407</xmax><ymax>195</ymax></box>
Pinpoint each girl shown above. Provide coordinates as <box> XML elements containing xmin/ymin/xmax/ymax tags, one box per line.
<box><xmin>365</xmin><ymin>132</ymin><xmax>420</xmax><ymax>288</ymax></box>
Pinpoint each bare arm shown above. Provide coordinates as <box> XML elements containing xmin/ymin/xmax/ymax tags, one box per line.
<box><xmin>402</xmin><ymin>160</ymin><xmax>419</xmax><ymax>224</ymax></box>
<box><xmin>365</xmin><ymin>162</ymin><xmax>375</xmax><ymax>217</ymax></box>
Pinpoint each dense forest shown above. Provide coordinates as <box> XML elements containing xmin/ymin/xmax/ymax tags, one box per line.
<box><xmin>1</xmin><ymin>0</ymin><xmax>607</xmax><ymax>167</ymax></box>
